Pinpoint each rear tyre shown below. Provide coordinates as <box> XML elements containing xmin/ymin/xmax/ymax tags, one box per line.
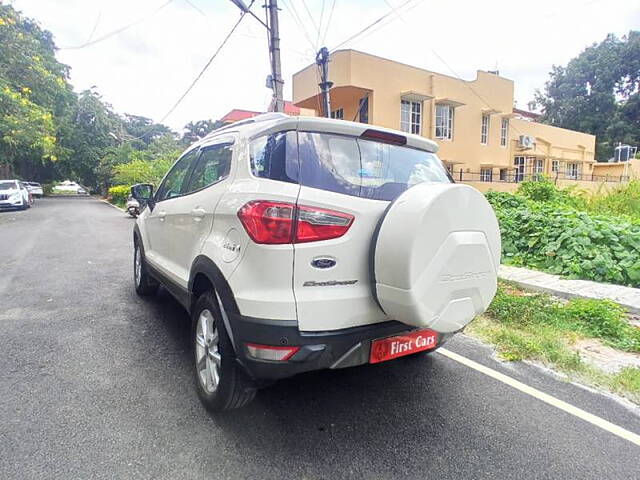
<box><xmin>134</xmin><ymin>241</ymin><xmax>158</xmax><ymax>296</ymax></box>
<box><xmin>192</xmin><ymin>291</ymin><xmax>256</xmax><ymax>412</ymax></box>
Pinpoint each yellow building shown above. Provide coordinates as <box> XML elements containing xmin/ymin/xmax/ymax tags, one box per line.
<box><xmin>293</xmin><ymin>49</ymin><xmax>609</xmax><ymax>192</ymax></box>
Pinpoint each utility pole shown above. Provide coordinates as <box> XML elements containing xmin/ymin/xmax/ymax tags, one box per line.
<box><xmin>267</xmin><ymin>0</ymin><xmax>284</xmax><ymax>112</ymax></box>
<box><xmin>229</xmin><ymin>0</ymin><xmax>284</xmax><ymax>112</ymax></box>
<box><xmin>316</xmin><ymin>47</ymin><xmax>333</xmax><ymax>118</ymax></box>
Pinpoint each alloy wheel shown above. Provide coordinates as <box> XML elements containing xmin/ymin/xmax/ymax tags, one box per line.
<box><xmin>134</xmin><ymin>246</ymin><xmax>142</xmax><ymax>287</ymax></box>
<box><xmin>195</xmin><ymin>309</ymin><xmax>221</xmax><ymax>393</ymax></box>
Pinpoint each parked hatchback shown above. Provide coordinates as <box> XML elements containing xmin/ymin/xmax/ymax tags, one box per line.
<box><xmin>131</xmin><ymin>114</ymin><xmax>501</xmax><ymax>411</ymax></box>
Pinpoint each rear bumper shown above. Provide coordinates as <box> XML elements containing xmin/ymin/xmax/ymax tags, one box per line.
<box><xmin>228</xmin><ymin>313</ymin><xmax>450</xmax><ymax>380</ymax></box>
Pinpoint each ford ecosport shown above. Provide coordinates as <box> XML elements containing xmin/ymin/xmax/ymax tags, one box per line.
<box><xmin>131</xmin><ymin>113</ymin><xmax>501</xmax><ymax>411</ymax></box>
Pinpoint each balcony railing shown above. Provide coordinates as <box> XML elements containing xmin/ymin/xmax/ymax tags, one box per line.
<box><xmin>453</xmin><ymin>170</ymin><xmax>631</xmax><ymax>184</ymax></box>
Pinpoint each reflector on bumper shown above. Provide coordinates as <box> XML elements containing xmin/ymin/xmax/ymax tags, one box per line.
<box><xmin>245</xmin><ymin>343</ymin><xmax>300</xmax><ymax>361</ymax></box>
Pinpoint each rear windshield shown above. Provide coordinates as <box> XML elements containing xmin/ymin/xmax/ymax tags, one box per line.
<box><xmin>250</xmin><ymin>131</ymin><xmax>450</xmax><ymax>201</ymax></box>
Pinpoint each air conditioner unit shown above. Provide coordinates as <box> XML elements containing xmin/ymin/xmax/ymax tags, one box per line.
<box><xmin>519</xmin><ymin>135</ymin><xmax>534</xmax><ymax>148</ymax></box>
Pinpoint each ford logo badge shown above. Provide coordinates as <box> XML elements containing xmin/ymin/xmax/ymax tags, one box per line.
<box><xmin>311</xmin><ymin>257</ymin><xmax>336</xmax><ymax>269</ymax></box>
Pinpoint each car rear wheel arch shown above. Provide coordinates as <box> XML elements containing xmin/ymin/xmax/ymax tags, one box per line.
<box><xmin>189</xmin><ymin>256</ymin><xmax>239</xmax><ymax>316</ymax></box>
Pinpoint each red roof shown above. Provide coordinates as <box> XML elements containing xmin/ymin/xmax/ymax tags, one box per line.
<box><xmin>220</xmin><ymin>101</ymin><xmax>301</xmax><ymax>124</ymax></box>
<box><xmin>220</xmin><ymin>109</ymin><xmax>261</xmax><ymax>124</ymax></box>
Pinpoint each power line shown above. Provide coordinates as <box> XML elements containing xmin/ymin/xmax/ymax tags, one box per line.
<box><xmin>329</xmin><ymin>0</ymin><xmax>418</xmax><ymax>51</ymax></box>
<box><xmin>182</xmin><ymin>0</ymin><xmax>206</xmax><ymax>17</ymax></box>
<box><xmin>157</xmin><ymin>11</ymin><xmax>247</xmax><ymax>124</ymax></box>
<box><xmin>300</xmin><ymin>0</ymin><xmax>320</xmax><ymax>41</ymax></box>
<box><xmin>379</xmin><ymin>0</ymin><xmax>528</xmax><ymax>137</ymax></box>
<box><xmin>280</xmin><ymin>0</ymin><xmax>316</xmax><ymax>51</ymax></box>
<box><xmin>60</xmin><ymin>0</ymin><xmax>175</xmax><ymax>50</ymax></box>
<box><xmin>315</xmin><ymin>0</ymin><xmax>326</xmax><ymax>49</ymax></box>
<box><xmin>320</xmin><ymin>0</ymin><xmax>337</xmax><ymax>46</ymax></box>
<box><xmin>128</xmin><ymin>9</ymin><xmax>248</xmax><ymax>140</ymax></box>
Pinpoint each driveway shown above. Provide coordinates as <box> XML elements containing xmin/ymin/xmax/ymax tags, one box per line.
<box><xmin>1</xmin><ymin>197</ymin><xmax>639</xmax><ymax>479</ymax></box>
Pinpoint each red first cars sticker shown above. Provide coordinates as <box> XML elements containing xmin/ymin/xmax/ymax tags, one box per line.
<box><xmin>369</xmin><ymin>329</ymin><xmax>438</xmax><ymax>364</ymax></box>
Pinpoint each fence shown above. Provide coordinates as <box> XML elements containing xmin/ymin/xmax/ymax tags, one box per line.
<box><xmin>454</xmin><ymin>170</ymin><xmax>631</xmax><ymax>184</ymax></box>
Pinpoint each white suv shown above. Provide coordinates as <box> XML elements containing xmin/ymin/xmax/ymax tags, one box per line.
<box><xmin>131</xmin><ymin>114</ymin><xmax>501</xmax><ymax>411</ymax></box>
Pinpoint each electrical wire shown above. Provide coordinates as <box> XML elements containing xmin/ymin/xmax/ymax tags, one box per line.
<box><xmin>60</xmin><ymin>0</ymin><xmax>175</xmax><ymax>50</ymax></box>
<box><xmin>182</xmin><ymin>0</ymin><xmax>206</xmax><ymax>17</ymax></box>
<box><xmin>280</xmin><ymin>0</ymin><xmax>316</xmax><ymax>51</ymax></box>
<box><xmin>329</xmin><ymin>0</ymin><xmax>417</xmax><ymax>51</ymax></box>
<box><xmin>128</xmin><ymin>9</ymin><xmax>248</xmax><ymax>140</ymax></box>
<box><xmin>301</xmin><ymin>0</ymin><xmax>320</xmax><ymax>41</ymax></box>
<box><xmin>157</xmin><ymin>11</ymin><xmax>248</xmax><ymax>124</ymax></box>
<box><xmin>320</xmin><ymin>0</ymin><xmax>337</xmax><ymax>47</ymax></box>
<box><xmin>315</xmin><ymin>0</ymin><xmax>326</xmax><ymax>49</ymax></box>
<box><xmin>379</xmin><ymin>0</ymin><xmax>528</xmax><ymax>137</ymax></box>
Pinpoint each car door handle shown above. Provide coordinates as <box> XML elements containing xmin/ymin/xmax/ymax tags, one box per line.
<box><xmin>158</xmin><ymin>211</ymin><xmax>166</xmax><ymax>221</ymax></box>
<box><xmin>191</xmin><ymin>208</ymin><xmax>206</xmax><ymax>221</ymax></box>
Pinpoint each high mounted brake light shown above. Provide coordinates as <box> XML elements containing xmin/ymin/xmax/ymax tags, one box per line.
<box><xmin>360</xmin><ymin>128</ymin><xmax>407</xmax><ymax>146</ymax></box>
<box><xmin>238</xmin><ymin>201</ymin><xmax>354</xmax><ymax>244</ymax></box>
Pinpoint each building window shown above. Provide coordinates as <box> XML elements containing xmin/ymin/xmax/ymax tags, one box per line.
<box><xmin>514</xmin><ymin>156</ymin><xmax>526</xmax><ymax>182</ymax></box>
<box><xmin>534</xmin><ymin>159</ymin><xmax>544</xmax><ymax>179</ymax></box>
<box><xmin>358</xmin><ymin>96</ymin><xmax>369</xmax><ymax>124</ymax></box>
<box><xmin>330</xmin><ymin>108</ymin><xmax>344</xmax><ymax>120</ymax></box>
<box><xmin>435</xmin><ymin>104</ymin><xmax>454</xmax><ymax>140</ymax></box>
<box><xmin>567</xmin><ymin>162</ymin><xmax>579</xmax><ymax>179</ymax></box>
<box><xmin>401</xmin><ymin>100</ymin><xmax>421</xmax><ymax>134</ymax></box>
<box><xmin>551</xmin><ymin>160</ymin><xmax>559</xmax><ymax>173</ymax></box>
<box><xmin>480</xmin><ymin>168</ymin><xmax>493</xmax><ymax>182</ymax></box>
<box><xmin>481</xmin><ymin>114</ymin><xmax>490</xmax><ymax>145</ymax></box>
<box><xmin>499</xmin><ymin>168</ymin><xmax>508</xmax><ymax>181</ymax></box>
<box><xmin>500</xmin><ymin>118</ymin><xmax>509</xmax><ymax>147</ymax></box>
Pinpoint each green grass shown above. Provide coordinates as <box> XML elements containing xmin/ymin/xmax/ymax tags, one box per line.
<box><xmin>466</xmin><ymin>282</ymin><xmax>640</xmax><ymax>404</ymax></box>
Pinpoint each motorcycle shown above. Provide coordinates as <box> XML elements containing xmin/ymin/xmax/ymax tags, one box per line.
<box><xmin>126</xmin><ymin>196</ymin><xmax>140</xmax><ymax>218</ymax></box>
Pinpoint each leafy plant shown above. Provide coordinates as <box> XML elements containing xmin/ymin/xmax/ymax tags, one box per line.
<box><xmin>487</xmin><ymin>188</ymin><xmax>640</xmax><ymax>287</ymax></box>
<box><xmin>108</xmin><ymin>185</ymin><xmax>130</xmax><ymax>206</ymax></box>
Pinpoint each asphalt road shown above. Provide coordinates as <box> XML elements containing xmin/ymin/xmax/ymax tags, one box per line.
<box><xmin>1</xmin><ymin>197</ymin><xmax>639</xmax><ymax>480</ymax></box>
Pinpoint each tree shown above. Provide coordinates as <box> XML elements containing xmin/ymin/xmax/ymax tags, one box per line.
<box><xmin>181</xmin><ymin>119</ymin><xmax>222</xmax><ymax>145</ymax></box>
<box><xmin>123</xmin><ymin>114</ymin><xmax>173</xmax><ymax>146</ymax></box>
<box><xmin>61</xmin><ymin>89</ymin><xmax>124</xmax><ymax>188</ymax></box>
<box><xmin>0</xmin><ymin>4</ymin><xmax>76</xmax><ymax>180</ymax></box>
<box><xmin>533</xmin><ymin>31</ymin><xmax>640</xmax><ymax>160</ymax></box>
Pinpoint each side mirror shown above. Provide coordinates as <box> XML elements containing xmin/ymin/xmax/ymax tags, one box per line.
<box><xmin>131</xmin><ymin>183</ymin><xmax>154</xmax><ymax>209</ymax></box>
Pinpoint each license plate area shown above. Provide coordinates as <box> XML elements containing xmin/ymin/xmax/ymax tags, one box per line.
<box><xmin>369</xmin><ymin>329</ymin><xmax>438</xmax><ymax>364</ymax></box>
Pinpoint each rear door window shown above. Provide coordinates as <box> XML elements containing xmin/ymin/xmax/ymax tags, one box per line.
<box><xmin>250</xmin><ymin>131</ymin><xmax>298</xmax><ymax>184</ymax></box>
<box><xmin>186</xmin><ymin>143</ymin><xmax>233</xmax><ymax>193</ymax></box>
<box><xmin>297</xmin><ymin>132</ymin><xmax>450</xmax><ymax>201</ymax></box>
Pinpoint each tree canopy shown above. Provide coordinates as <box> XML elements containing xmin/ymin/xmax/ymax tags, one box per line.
<box><xmin>0</xmin><ymin>4</ymin><xmax>223</xmax><ymax>191</ymax></box>
<box><xmin>533</xmin><ymin>31</ymin><xmax>640</xmax><ymax>160</ymax></box>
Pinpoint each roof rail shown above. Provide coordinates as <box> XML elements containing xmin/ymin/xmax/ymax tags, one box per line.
<box><xmin>206</xmin><ymin>112</ymin><xmax>289</xmax><ymax>137</ymax></box>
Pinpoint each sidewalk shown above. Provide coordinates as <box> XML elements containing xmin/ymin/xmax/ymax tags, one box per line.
<box><xmin>498</xmin><ymin>265</ymin><xmax>640</xmax><ymax>315</ymax></box>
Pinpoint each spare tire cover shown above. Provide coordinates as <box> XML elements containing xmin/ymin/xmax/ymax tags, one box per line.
<box><xmin>373</xmin><ymin>183</ymin><xmax>500</xmax><ymax>332</ymax></box>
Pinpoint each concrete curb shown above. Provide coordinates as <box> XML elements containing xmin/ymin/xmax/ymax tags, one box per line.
<box><xmin>499</xmin><ymin>265</ymin><xmax>640</xmax><ymax>315</ymax></box>
<box><xmin>100</xmin><ymin>199</ymin><xmax>126</xmax><ymax>213</ymax></box>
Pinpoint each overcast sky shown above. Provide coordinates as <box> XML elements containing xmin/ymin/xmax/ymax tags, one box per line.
<box><xmin>9</xmin><ymin>0</ymin><xmax>640</xmax><ymax>132</ymax></box>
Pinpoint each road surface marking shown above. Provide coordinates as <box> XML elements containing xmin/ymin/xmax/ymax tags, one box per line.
<box><xmin>438</xmin><ymin>347</ymin><xmax>640</xmax><ymax>447</ymax></box>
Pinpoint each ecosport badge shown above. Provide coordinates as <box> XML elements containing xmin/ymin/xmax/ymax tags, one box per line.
<box><xmin>303</xmin><ymin>280</ymin><xmax>358</xmax><ymax>287</ymax></box>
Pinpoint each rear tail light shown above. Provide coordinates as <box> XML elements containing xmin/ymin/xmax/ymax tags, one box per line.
<box><xmin>238</xmin><ymin>201</ymin><xmax>354</xmax><ymax>244</ymax></box>
<box><xmin>245</xmin><ymin>343</ymin><xmax>300</xmax><ymax>361</ymax></box>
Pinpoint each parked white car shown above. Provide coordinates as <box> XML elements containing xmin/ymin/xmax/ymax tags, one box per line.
<box><xmin>0</xmin><ymin>179</ymin><xmax>32</xmax><ymax>210</ymax></box>
<box><xmin>24</xmin><ymin>182</ymin><xmax>44</xmax><ymax>198</ymax></box>
<box><xmin>53</xmin><ymin>181</ymin><xmax>87</xmax><ymax>195</ymax></box>
<box><xmin>131</xmin><ymin>113</ymin><xmax>501</xmax><ymax>411</ymax></box>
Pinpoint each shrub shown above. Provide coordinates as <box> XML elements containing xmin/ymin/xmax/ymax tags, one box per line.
<box><xmin>108</xmin><ymin>185</ymin><xmax>130</xmax><ymax>206</ymax></box>
<box><xmin>517</xmin><ymin>178</ymin><xmax>558</xmax><ymax>202</ymax></box>
<box><xmin>487</xmin><ymin>192</ymin><xmax>640</xmax><ymax>287</ymax></box>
